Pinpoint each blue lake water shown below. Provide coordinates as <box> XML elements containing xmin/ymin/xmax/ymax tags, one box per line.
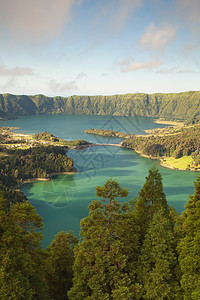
<box><xmin>1</xmin><ymin>114</ymin><xmax>198</xmax><ymax>247</ymax></box>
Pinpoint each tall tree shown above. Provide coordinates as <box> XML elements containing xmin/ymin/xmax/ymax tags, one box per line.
<box><xmin>139</xmin><ymin>208</ymin><xmax>182</xmax><ymax>299</ymax></box>
<box><xmin>134</xmin><ymin>168</ymin><xmax>168</xmax><ymax>241</ymax></box>
<box><xmin>178</xmin><ymin>174</ymin><xmax>200</xmax><ymax>299</ymax></box>
<box><xmin>46</xmin><ymin>231</ymin><xmax>78</xmax><ymax>300</ymax></box>
<box><xmin>0</xmin><ymin>195</ymin><xmax>48</xmax><ymax>299</ymax></box>
<box><xmin>68</xmin><ymin>178</ymin><xmax>140</xmax><ymax>299</ymax></box>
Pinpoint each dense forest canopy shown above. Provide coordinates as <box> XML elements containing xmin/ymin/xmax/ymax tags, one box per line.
<box><xmin>1</xmin><ymin>170</ymin><xmax>200</xmax><ymax>299</ymax></box>
<box><xmin>122</xmin><ymin>124</ymin><xmax>200</xmax><ymax>165</ymax></box>
<box><xmin>0</xmin><ymin>91</ymin><xmax>200</xmax><ymax>120</ymax></box>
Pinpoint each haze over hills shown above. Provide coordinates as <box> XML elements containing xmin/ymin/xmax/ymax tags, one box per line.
<box><xmin>0</xmin><ymin>91</ymin><xmax>200</xmax><ymax>121</ymax></box>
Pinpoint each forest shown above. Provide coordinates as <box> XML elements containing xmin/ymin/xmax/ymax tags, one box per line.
<box><xmin>0</xmin><ymin>146</ymin><xmax>76</xmax><ymax>208</ymax></box>
<box><xmin>0</xmin><ymin>146</ymin><xmax>75</xmax><ymax>187</ymax></box>
<box><xmin>0</xmin><ymin>168</ymin><xmax>200</xmax><ymax>299</ymax></box>
<box><xmin>83</xmin><ymin>128</ymin><xmax>132</xmax><ymax>139</ymax></box>
<box><xmin>1</xmin><ymin>91</ymin><xmax>200</xmax><ymax>121</ymax></box>
<box><xmin>83</xmin><ymin>123</ymin><xmax>200</xmax><ymax>170</ymax></box>
<box><xmin>122</xmin><ymin>124</ymin><xmax>200</xmax><ymax>168</ymax></box>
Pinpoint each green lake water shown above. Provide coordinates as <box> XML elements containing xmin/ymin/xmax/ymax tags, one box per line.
<box><xmin>1</xmin><ymin>114</ymin><xmax>198</xmax><ymax>247</ymax></box>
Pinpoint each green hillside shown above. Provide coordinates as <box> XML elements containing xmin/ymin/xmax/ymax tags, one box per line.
<box><xmin>0</xmin><ymin>91</ymin><xmax>200</xmax><ymax>120</ymax></box>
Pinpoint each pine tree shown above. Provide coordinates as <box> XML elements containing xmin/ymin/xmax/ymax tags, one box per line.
<box><xmin>68</xmin><ymin>178</ymin><xmax>140</xmax><ymax>299</ymax></box>
<box><xmin>0</xmin><ymin>194</ymin><xmax>49</xmax><ymax>299</ymax></box>
<box><xmin>134</xmin><ymin>168</ymin><xmax>168</xmax><ymax>241</ymax></box>
<box><xmin>46</xmin><ymin>231</ymin><xmax>78</xmax><ymax>300</ymax></box>
<box><xmin>178</xmin><ymin>175</ymin><xmax>200</xmax><ymax>299</ymax></box>
<box><xmin>139</xmin><ymin>208</ymin><xmax>182</xmax><ymax>299</ymax></box>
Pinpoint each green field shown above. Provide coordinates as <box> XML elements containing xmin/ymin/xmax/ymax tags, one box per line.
<box><xmin>163</xmin><ymin>156</ymin><xmax>194</xmax><ymax>170</ymax></box>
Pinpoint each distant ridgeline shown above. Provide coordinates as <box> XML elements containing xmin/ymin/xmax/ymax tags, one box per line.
<box><xmin>0</xmin><ymin>91</ymin><xmax>200</xmax><ymax>122</ymax></box>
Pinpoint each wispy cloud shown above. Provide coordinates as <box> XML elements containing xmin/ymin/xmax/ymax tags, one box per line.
<box><xmin>139</xmin><ymin>23</ymin><xmax>177</xmax><ymax>51</ymax></box>
<box><xmin>76</xmin><ymin>72</ymin><xmax>87</xmax><ymax>80</ymax></box>
<box><xmin>49</xmin><ymin>72</ymin><xmax>87</xmax><ymax>93</ymax></box>
<box><xmin>0</xmin><ymin>64</ymin><xmax>35</xmax><ymax>90</ymax></box>
<box><xmin>156</xmin><ymin>67</ymin><xmax>178</xmax><ymax>74</ymax></box>
<box><xmin>0</xmin><ymin>65</ymin><xmax>35</xmax><ymax>77</ymax></box>
<box><xmin>119</xmin><ymin>57</ymin><xmax>132</xmax><ymax>66</ymax></box>
<box><xmin>121</xmin><ymin>59</ymin><xmax>162</xmax><ymax>72</ymax></box>
<box><xmin>0</xmin><ymin>0</ymin><xmax>81</xmax><ymax>42</ymax></box>
<box><xmin>156</xmin><ymin>67</ymin><xmax>197</xmax><ymax>74</ymax></box>
<box><xmin>177</xmin><ymin>69</ymin><xmax>197</xmax><ymax>73</ymax></box>
<box><xmin>100</xmin><ymin>73</ymin><xmax>109</xmax><ymax>77</ymax></box>
<box><xmin>49</xmin><ymin>79</ymin><xmax>78</xmax><ymax>93</ymax></box>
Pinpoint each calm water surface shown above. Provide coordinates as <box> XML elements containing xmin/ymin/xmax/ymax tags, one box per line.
<box><xmin>1</xmin><ymin>115</ymin><xmax>198</xmax><ymax>247</ymax></box>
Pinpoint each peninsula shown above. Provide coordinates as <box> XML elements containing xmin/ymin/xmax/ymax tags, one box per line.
<box><xmin>84</xmin><ymin>120</ymin><xmax>200</xmax><ymax>171</ymax></box>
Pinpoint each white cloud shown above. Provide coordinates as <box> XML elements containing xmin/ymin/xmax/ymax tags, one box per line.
<box><xmin>76</xmin><ymin>72</ymin><xmax>87</xmax><ymax>80</ymax></box>
<box><xmin>49</xmin><ymin>72</ymin><xmax>87</xmax><ymax>93</ymax></box>
<box><xmin>156</xmin><ymin>67</ymin><xmax>178</xmax><ymax>74</ymax></box>
<box><xmin>100</xmin><ymin>73</ymin><xmax>109</xmax><ymax>77</ymax></box>
<box><xmin>0</xmin><ymin>65</ymin><xmax>35</xmax><ymax>77</ymax></box>
<box><xmin>119</xmin><ymin>57</ymin><xmax>132</xmax><ymax>66</ymax></box>
<box><xmin>177</xmin><ymin>69</ymin><xmax>197</xmax><ymax>74</ymax></box>
<box><xmin>49</xmin><ymin>79</ymin><xmax>78</xmax><ymax>93</ymax></box>
<box><xmin>121</xmin><ymin>59</ymin><xmax>162</xmax><ymax>72</ymax></box>
<box><xmin>139</xmin><ymin>23</ymin><xmax>177</xmax><ymax>51</ymax></box>
<box><xmin>0</xmin><ymin>0</ymin><xmax>80</xmax><ymax>42</ymax></box>
<box><xmin>156</xmin><ymin>67</ymin><xmax>197</xmax><ymax>74</ymax></box>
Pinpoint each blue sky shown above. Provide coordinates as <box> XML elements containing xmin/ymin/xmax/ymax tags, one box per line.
<box><xmin>0</xmin><ymin>0</ymin><xmax>199</xmax><ymax>96</ymax></box>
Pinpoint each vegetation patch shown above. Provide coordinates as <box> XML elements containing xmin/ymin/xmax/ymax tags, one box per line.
<box><xmin>162</xmin><ymin>156</ymin><xmax>194</xmax><ymax>170</ymax></box>
<box><xmin>83</xmin><ymin>128</ymin><xmax>132</xmax><ymax>138</ymax></box>
<box><xmin>1</xmin><ymin>91</ymin><xmax>200</xmax><ymax>120</ymax></box>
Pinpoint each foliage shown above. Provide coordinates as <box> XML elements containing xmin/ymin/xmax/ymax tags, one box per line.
<box><xmin>134</xmin><ymin>168</ymin><xmax>168</xmax><ymax>240</ymax></box>
<box><xmin>1</xmin><ymin>166</ymin><xmax>200</xmax><ymax>299</ymax></box>
<box><xmin>1</xmin><ymin>91</ymin><xmax>200</xmax><ymax>119</ymax></box>
<box><xmin>122</xmin><ymin>124</ymin><xmax>200</xmax><ymax>167</ymax></box>
<box><xmin>46</xmin><ymin>231</ymin><xmax>78</xmax><ymax>300</ymax></box>
<box><xmin>178</xmin><ymin>175</ymin><xmax>200</xmax><ymax>299</ymax></box>
<box><xmin>139</xmin><ymin>208</ymin><xmax>181</xmax><ymax>299</ymax></box>
<box><xmin>34</xmin><ymin>131</ymin><xmax>59</xmax><ymax>142</ymax></box>
<box><xmin>0</xmin><ymin>194</ymin><xmax>48</xmax><ymax>299</ymax></box>
<box><xmin>0</xmin><ymin>146</ymin><xmax>76</xmax><ymax>188</ymax></box>
<box><xmin>33</xmin><ymin>131</ymin><xmax>90</xmax><ymax>146</ymax></box>
<box><xmin>0</xmin><ymin>184</ymin><xmax>27</xmax><ymax>209</ymax></box>
<box><xmin>68</xmin><ymin>179</ymin><xmax>141</xmax><ymax>299</ymax></box>
<box><xmin>83</xmin><ymin>128</ymin><xmax>132</xmax><ymax>138</ymax></box>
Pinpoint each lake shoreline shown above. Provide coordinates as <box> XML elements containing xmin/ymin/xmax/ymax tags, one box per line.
<box><xmin>13</xmin><ymin>171</ymin><xmax>77</xmax><ymax>189</ymax></box>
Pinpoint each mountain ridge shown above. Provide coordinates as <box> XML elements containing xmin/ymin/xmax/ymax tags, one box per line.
<box><xmin>0</xmin><ymin>91</ymin><xmax>200</xmax><ymax>121</ymax></box>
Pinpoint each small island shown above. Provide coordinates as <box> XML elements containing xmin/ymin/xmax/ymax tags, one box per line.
<box><xmin>83</xmin><ymin>128</ymin><xmax>133</xmax><ymax>139</ymax></box>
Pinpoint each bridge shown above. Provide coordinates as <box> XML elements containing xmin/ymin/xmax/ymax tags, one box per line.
<box><xmin>92</xmin><ymin>143</ymin><xmax>122</xmax><ymax>147</ymax></box>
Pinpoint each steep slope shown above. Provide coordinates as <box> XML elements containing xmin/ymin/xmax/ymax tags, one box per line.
<box><xmin>0</xmin><ymin>91</ymin><xmax>200</xmax><ymax>120</ymax></box>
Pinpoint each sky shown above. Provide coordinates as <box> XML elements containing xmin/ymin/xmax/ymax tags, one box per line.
<box><xmin>0</xmin><ymin>0</ymin><xmax>200</xmax><ymax>97</ymax></box>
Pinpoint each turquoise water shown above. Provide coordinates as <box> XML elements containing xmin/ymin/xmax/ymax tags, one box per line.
<box><xmin>1</xmin><ymin>114</ymin><xmax>169</xmax><ymax>144</ymax></box>
<box><xmin>1</xmin><ymin>115</ymin><xmax>198</xmax><ymax>247</ymax></box>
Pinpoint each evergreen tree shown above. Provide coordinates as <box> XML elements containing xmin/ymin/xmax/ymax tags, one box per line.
<box><xmin>134</xmin><ymin>168</ymin><xmax>168</xmax><ymax>241</ymax></box>
<box><xmin>178</xmin><ymin>175</ymin><xmax>200</xmax><ymax>299</ymax></box>
<box><xmin>46</xmin><ymin>231</ymin><xmax>78</xmax><ymax>300</ymax></box>
<box><xmin>139</xmin><ymin>208</ymin><xmax>182</xmax><ymax>299</ymax></box>
<box><xmin>0</xmin><ymin>195</ymin><xmax>49</xmax><ymax>299</ymax></box>
<box><xmin>68</xmin><ymin>179</ymin><xmax>140</xmax><ymax>299</ymax></box>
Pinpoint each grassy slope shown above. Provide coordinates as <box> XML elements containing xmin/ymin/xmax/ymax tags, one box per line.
<box><xmin>0</xmin><ymin>91</ymin><xmax>200</xmax><ymax>120</ymax></box>
<box><xmin>162</xmin><ymin>156</ymin><xmax>193</xmax><ymax>170</ymax></box>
